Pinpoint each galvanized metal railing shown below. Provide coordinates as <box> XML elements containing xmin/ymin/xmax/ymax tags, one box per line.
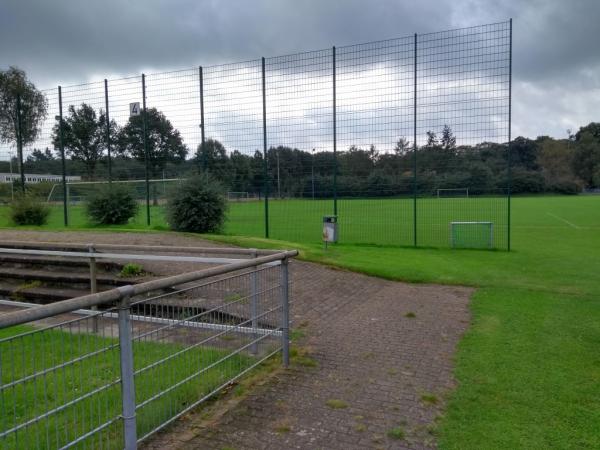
<box><xmin>0</xmin><ymin>244</ymin><xmax>296</xmax><ymax>450</ymax></box>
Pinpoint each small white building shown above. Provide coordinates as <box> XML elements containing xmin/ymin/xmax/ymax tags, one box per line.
<box><xmin>0</xmin><ymin>173</ymin><xmax>82</xmax><ymax>183</ymax></box>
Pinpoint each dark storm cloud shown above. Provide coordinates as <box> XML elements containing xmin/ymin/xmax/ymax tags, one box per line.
<box><xmin>1</xmin><ymin>0</ymin><xmax>599</xmax><ymax>138</ymax></box>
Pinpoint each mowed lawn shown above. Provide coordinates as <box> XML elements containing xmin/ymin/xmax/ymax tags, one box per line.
<box><xmin>1</xmin><ymin>195</ymin><xmax>600</xmax><ymax>448</ymax></box>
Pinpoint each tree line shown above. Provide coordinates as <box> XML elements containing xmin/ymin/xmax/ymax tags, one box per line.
<box><xmin>1</xmin><ymin>67</ymin><xmax>599</xmax><ymax>198</ymax></box>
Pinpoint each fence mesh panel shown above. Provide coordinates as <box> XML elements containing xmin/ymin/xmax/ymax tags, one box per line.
<box><xmin>0</xmin><ymin>21</ymin><xmax>511</xmax><ymax>249</ymax></box>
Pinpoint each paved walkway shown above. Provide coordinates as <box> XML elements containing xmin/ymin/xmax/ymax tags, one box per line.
<box><xmin>0</xmin><ymin>231</ymin><xmax>472</xmax><ymax>449</ymax></box>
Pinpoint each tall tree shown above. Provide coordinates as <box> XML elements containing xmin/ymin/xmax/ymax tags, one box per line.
<box><xmin>0</xmin><ymin>67</ymin><xmax>48</xmax><ymax>185</ymax></box>
<box><xmin>118</xmin><ymin>107</ymin><xmax>188</xmax><ymax>178</ymax></box>
<box><xmin>52</xmin><ymin>103</ymin><xmax>114</xmax><ymax>180</ymax></box>
<box><xmin>440</xmin><ymin>125</ymin><xmax>456</xmax><ymax>150</ymax></box>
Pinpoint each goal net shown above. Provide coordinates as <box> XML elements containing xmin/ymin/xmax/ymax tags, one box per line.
<box><xmin>437</xmin><ymin>188</ymin><xmax>469</xmax><ymax>198</ymax></box>
<box><xmin>227</xmin><ymin>191</ymin><xmax>250</xmax><ymax>202</ymax></box>
<box><xmin>47</xmin><ymin>178</ymin><xmax>183</xmax><ymax>205</ymax></box>
<box><xmin>450</xmin><ymin>222</ymin><xmax>494</xmax><ymax>249</ymax></box>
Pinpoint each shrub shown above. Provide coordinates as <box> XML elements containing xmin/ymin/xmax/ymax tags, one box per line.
<box><xmin>86</xmin><ymin>185</ymin><xmax>138</xmax><ymax>225</ymax></box>
<box><xmin>119</xmin><ymin>263</ymin><xmax>145</xmax><ymax>278</ymax></box>
<box><xmin>10</xmin><ymin>195</ymin><xmax>50</xmax><ymax>226</ymax></box>
<box><xmin>166</xmin><ymin>174</ymin><xmax>227</xmax><ymax>233</ymax></box>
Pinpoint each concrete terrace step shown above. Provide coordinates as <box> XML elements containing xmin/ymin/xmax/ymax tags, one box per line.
<box><xmin>0</xmin><ymin>284</ymin><xmax>99</xmax><ymax>303</ymax></box>
<box><xmin>0</xmin><ymin>254</ymin><xmax>124</xmax><ymax>271</ymax></box>
<box><xmin>0</xmin><ymin>267</ymin><xmax>136</xmax><ymax>286</ymax></box>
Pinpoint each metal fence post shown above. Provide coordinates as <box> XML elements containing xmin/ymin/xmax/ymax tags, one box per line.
<box><xmin>58</xmin><ymin>86</ymin><xmax>68</xmax><ymax>226</ymax></box>
<box><xmin>15</xmin><ymin>93</ymin><xmax>26</xmax><ymax>193</ymax></box>
<box><xmin>332</xmin><ymin>46</ymin><xmax>338</xmax><ymax>217</ymax></box>
<box><xmin>413</xmin><ymin>33</ymin><xmax>418</xmax><ymax>247</ymax></box>
<box><xmin>117</xmin><ymin>286</ymin><xmax>137</xmax><ymax>450</ymax></box>
<box><xmin>141</xmin><ymin>73</ymin><xmax>151</xmax><ymax>226</ymax></box>
<box><xmin>280</xmin><ymin>257</ymin><xmax>289</xmax><ymax>367</ymax></box>
<box><xmin>88</xmin><ymin>243</ymin><xmax>99</xmax><ymax>332</ymax></box>
<box><xmin>104</xmin><ymin>79</ymin><xmax>112</xmax><ymax>184</ymax></box>
<box><xmin>507</xmin><ymin>18</ymin><xmax>513</xmax><ymax>252</ymax></box>
<box><xmin>198</xmin><ymin>66</ymin><xmax>206</xmax><ymax>171</ymax></box>
<box><xmin>250</xmin><ymin>249</ymin><xmax>258</xmax><ymax>354</ymax></box>
<box><xmin>261</xmin><ymin>57</ymin><xmax>270</xmax><ymax>238</ymax></box>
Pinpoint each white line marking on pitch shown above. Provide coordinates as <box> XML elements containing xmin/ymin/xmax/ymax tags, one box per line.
<box><xmin>546</xmin><ymin>212</ymin><xmax>581</xmax><ymax>229</ymax></box>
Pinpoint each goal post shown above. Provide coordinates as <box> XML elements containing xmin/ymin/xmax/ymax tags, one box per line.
<box><xmin>47</xmin><ymin>178</ymin><xmax>183</xmax><ymax>205</ymax></box>
<box><xmin>450</xmin><ymin>221</ymin><xmax>493</xmax><ymax>249</ymax></box>
<box><xmin>437</xmin><ymin>188</ymin><xmax>469</xmax><ymax>198</ymax></box>
<box><xmin>227</xmin><ymin>191</ymin><xmax>250</xmax><ymax>202</ymax></box>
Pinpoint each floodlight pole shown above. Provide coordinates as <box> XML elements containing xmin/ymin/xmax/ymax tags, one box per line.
<box><xmin>311</xmin><ymin>148</ymin><xmax>315</xmax><ymax>200</ymax></box>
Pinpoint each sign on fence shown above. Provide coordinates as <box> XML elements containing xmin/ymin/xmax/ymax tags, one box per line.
<box><xmin>129</xmin><ymin>102</ymin><xmax>140</xmax><ymax>116</ymax></box>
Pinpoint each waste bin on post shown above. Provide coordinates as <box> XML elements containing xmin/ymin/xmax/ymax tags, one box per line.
<box><xmin>323</xmin><ymin>215</ymin><xmax>338</xmax><ymax>248</ymax></box>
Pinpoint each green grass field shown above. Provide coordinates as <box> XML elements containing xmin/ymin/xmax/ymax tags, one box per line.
<box><xmin>1</xmin><ymin>195</ymin><xmax>599</xmax><ymax>448</ymax></box>
<box><xmin>0</xmin><ymin>325</ymin><xmax>253</xmax><ymax>450</ymax></box>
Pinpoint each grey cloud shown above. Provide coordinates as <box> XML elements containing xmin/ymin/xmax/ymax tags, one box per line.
<box><xmin>1</xmin><ymin>0</ymin><xmax>598</xmax><ymax>139</ymax></box>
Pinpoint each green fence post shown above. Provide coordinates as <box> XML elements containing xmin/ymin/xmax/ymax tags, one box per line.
<box><xmin>141</xmin><ymin>73</ymin><xmax>150</xmax><ymax>226</ymax></box>
<box><xmin>507</xmin><ymin>18</ymin><xmax>513</xmax><ymax>251</ymax></box>
<box><xmin>15</xmin><ymin>94</ymin><xmax>25</xmax><ymax>193</ymax></box>
<box><xmin>332</xmin><ymin>46</ymin><xmax>338</xmax><ymax>217</ymax></box>
<box><xmin>58</xmin><ymin>86</ymin><xmax>68</xmax><ymax>226</ymax></box>
<box><xmin>261</xmin><ymin>57</ymin><xmax>269</xmax><ymax>238</ymax></box>
<box><xmin>104</xmin><ymin>79</ymin><xmax>112</xmax><ymax>185</ymax></box>
<box><xmin>413</xmin><ymin>33</ymin><xmax>418</xmax><ymax>247</ymax></box>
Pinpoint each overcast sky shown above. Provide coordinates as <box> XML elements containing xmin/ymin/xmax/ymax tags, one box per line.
<box><xmin>1</xmin><ymin>0</ymin><xmax>599</xmax><ymax>141</ymax></box>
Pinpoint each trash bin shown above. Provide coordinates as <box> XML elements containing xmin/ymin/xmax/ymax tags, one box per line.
<box><xmin>322</xmin><ymin>215</ymin><xmax>338</xmax><ymax>243</ymax></box>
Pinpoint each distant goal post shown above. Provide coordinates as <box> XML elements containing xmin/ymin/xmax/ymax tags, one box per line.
<box><xmin>46</xmin><ymin>178</ymin><xmax>183</xmax><ymax>204</ymax></box>
<box><xmin>437</xmin><ymin>188</ymin><xmax>469</xmax><ymax>198</ymax></box>
<box><xmin>450</xmin><ymin>221</ymin><xmax>494</xmax><ymax>249</ymax></box>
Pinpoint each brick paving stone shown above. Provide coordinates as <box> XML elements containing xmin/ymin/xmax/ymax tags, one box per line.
<box><xmin>0</xmin><ymin>230</ymin><xmax>472</xmax><ymax>450</ymax></box>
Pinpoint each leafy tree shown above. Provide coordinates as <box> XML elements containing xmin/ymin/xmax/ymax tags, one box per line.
<box><xmin>394</xmin><ymin>137</ymin><xmax>411</xmax><ymax>155</ymax></box>
<box><xmin>52</xmin><ymin>103</ymin><xmax>115</xmax><ymax>180</ymax></box>
<box><xmin>0</xmin><ymin>67</ymin><xmax>48</xmax><ymax>186</ymax></box>
<box><xmin>118</xmin><ymin>107</ymin><xmax>188</xmax><ymax>177</ymax></box>
<box><xmin>27</xmin><ymin>147</ymin><xmax>55</xmax><ymax>162</ymax></box>
<box><xmin>441</xmin><ymin>125</ymin><xmax>456</xmax><ymax>150</ymax></box>
<box><xmin>573</xmin><ymin>131</ymin><xmax>600</xmax><ymax>188</ymax></box>
<box><xmin>195</xmin><ymin>138</ymin><xmax>231</xmax><ymax>183</ymax></box>
<box><xmin>425</xmin><ymin>131</ymin><xmax>438</xmax><ymax>148</ymax></box>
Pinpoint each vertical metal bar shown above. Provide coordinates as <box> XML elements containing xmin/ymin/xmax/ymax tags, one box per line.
<box><xmin>15</xmin><ymin>94</ymin><xmax>25</xmax><ymax>193</ymax></box>
<box><xmin>141</xmin><ymin>74</ymin><xmax>151</xmax><ymax>226</ymax></box>
<box><xmin>117</xmin><ymin>289</ymin><xmax>137</xmax><ymax>450</ymax></box>
<box><xmin>58</xmin><ymin>86</ymin><xmax>68</xmax><ymax>226</ymax></box>
<box><xmin>507</xmin><ymin>19</ymin><xmax>512</xmax><ymax>252</ymax></box>
<box><xmin>332</xmin><ymin>46</ymin><xmax>338</xmax><ymax>216</ymax></box>
<box><xmin>88</xmin><ymin>244</ymin><xmax>99</xmax><ymax>333</ymax></box>
<box><xmin>413</xmin><ymin>33</ymin><xmax>418</xmax><ymax>247</ymax></box>
<box><xmin>250</xmin><ymin>249</ymin><xmax>258</xmax><ymax>354</ymax></box>
<box><xmin>280</xmin><ymin>257</ymin><xmax>289</xmax><ymax>368</ymax></box>
<box><xmin>104</xmin><ymin>79</ymin><xmax>112</xmax><ymax>184</ymax></box>
<box><xmin>199</xmin><ymin>66</ymin><xmax>206</xmax><ymax>171</ymax></box>
<box><xmin>261</xmin><ymin>57</ymin><xmax>269</xmax><ymax>238</ymax></box>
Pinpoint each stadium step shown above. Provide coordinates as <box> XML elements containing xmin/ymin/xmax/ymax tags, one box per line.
<box><xmin>0</xmin><ymin>267</ymin><xmax>135</xmax><ymax>286</ymax></box>
<box><xmin>0</xmin><ymin>254</ymin><xmax>123</xmax><ymax>271</ymax></box>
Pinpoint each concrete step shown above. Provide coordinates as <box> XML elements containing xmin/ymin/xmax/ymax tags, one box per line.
<box><xmin>0</xmin><ymin>284</ymin><xmax>102</xmax><ymax>303</ymax></box>
<box><xmin>0</xmin><ymin>267</ymin><xmax>135</xmax><ymax>286</ymax></box>
<box><xmin>0</xmin><ymin>254</ymin><xmax>123</xmax><ymax>271</ymax></box>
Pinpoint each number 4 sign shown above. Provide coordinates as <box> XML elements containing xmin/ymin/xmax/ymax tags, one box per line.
<box><xmin>129</xmin><ymin>102</ymin><xmax>141</xmax><ymax>116</ymax></box>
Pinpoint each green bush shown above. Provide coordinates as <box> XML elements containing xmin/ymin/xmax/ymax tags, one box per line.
<box><xmin>86</xmin><ymin>185</ymin><xmax>139</xmax><ymax>225</ymax></box>
<box><xmin>166</xmin><ymin>174</ymin><xmax>227</xmax><ymax>233</ymax></box>
<box><xmin>10</xmin><ymin>195</ymin><xmax>50</xmax><ymax>226</ymax></box>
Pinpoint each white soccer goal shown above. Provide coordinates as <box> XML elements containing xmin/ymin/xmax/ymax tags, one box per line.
<box><xmin>450</xmin><ymin>221</ymin><xmax>493</xmax><ymax>249</ymax></box>
<box><xmin>437</xmin><ymin>188</ymin><xmax>469</xmax><ymax>198</ymax></box>
<box><xmin>227</xmin><ymin>191</ymin><xmax>250</xmax><ymax>202</ymax></box>
<box><xmin>47</xmin><ymin>178</ymin><xmax>183</xmax><ymax>204</ymax></box>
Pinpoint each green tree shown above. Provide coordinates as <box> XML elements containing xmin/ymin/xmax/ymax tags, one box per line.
<box><xmin>440</xmin><ymin>124</ymin><xmax>456</xmax><ymax>150</ymax></box>
<box><xmin>118</xmin><ymin>107</ymin><xmax>188</xmax><ymax>178</ymax></box>
<box><xmin>0</xmin><ymin>67</ymin><xmax>48</xmax><ymax>186</ymax></box>
<box><xmin>195</xmin><ymin>138</ymin><xmax>231</xmax><ymax>184</ymax></box>
<box><xmin>52</xmin><ymin>103</ymin><xmax>115</xmax><ymax>180</ymax></box>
